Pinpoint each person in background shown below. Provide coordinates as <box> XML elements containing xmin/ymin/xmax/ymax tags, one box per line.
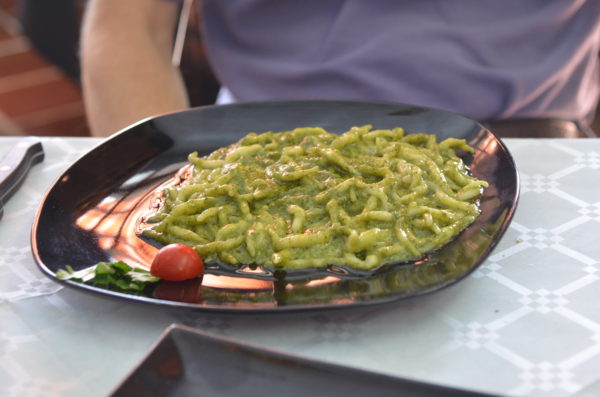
<box><xmin>81</xmin><ymin>0</ymin><xmax>600</xmax><ymax>138</ymax></box>
<box><xmin>18</xmin><ymin>0</ymin><xmax>82</xmax><ymax>82</ymax></box>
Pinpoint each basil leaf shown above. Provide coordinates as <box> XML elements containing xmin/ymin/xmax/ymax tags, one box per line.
<box><xmin>129</xmin><ymin>270</ymin><xmax>160</xmax><ymax>283</ymax></box>
<box><xmin>57</xmin><ymin>261</ymin><xmax>159</xmax><ymax>294</ymax></box>
<box><xmin>110</xmin><ymin>261</ymin><xmax>133</xmax><ymax>273</ymax></box>
<box><xmin>95</xmin><ymin>262</ymin><xmax>116</xmax><ymax>276</ymax></box>
<box><xmin>56</xmin><ymin>265</ymin><xmax>97</xmax><ymax>282</ymax></box>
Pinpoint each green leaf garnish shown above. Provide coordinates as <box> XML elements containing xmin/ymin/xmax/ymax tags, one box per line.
<box><xmin>56</xmin><ymin>265</ymin><xmax>97</xmax><ymax>282</ymax></box>
<box><xmin>56</xmin><ymin>261</ymin><xmax>160</xmax><ymax>294</ymax></box>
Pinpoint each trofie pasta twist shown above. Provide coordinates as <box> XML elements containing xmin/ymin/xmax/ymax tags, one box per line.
<box><xmin>142</xmin><ymin>126</ymin><xmax>488</xmax><ymax>270</ymax></box>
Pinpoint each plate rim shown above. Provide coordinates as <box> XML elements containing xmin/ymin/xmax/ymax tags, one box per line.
<box><xmin>30</xmin><ymin>99</ymin><xmax>520</xmax><ymax>312</ymax></box>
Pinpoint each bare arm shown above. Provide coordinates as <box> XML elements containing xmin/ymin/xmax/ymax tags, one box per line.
<box><xmin>81</xmin><ymin>0</ymin><xmax>189</xmax><ymax>137</ymax></box>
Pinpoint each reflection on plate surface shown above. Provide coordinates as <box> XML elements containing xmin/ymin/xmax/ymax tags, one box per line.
<box><xmin>31</xmin><ymin>100</ymin><xmax>519</xmax><ymax>311</ymax></box>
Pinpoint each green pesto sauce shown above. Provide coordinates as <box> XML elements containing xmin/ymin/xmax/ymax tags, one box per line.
<box><xmin>143</xmin><ymin>125</ymin><xmax>488</xmax><ymax>270</ymax></box>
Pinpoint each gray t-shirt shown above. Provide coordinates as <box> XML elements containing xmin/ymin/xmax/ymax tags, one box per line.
<box><xmin>199</xmin><ymin>0</ymin><xmax>600</xmax><ymax>124</ymax></box>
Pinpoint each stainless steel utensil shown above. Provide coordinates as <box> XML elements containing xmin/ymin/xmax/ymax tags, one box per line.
<box><xmin>0</xmin><ymin>139</ymin><xmax>44</xmax><ymax>220</ymax></box>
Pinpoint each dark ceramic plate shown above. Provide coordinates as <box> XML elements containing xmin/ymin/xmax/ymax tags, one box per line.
<box><xmin>110</xmin><ymin>324</ymin><xmax>497</xmax><ymax>397</ymax></box>
<box><xmin>31</xmin><ymin>100</ymin><xmax>519</xmax><ymax>312</ymax></box>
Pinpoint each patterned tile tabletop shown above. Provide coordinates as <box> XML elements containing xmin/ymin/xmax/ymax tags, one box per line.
<box><xmin>1</xmin><ymin>137</ymin><xmax>599</xmax><ymax>396</ymax></box>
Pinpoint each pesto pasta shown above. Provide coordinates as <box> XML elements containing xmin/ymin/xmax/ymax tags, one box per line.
<box><xmin>142</xmin><ymin>125</ymin><xmax>488</xmax><ymax>270</ymax></box>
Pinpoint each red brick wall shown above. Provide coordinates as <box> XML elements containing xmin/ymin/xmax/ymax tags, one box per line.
<box><xmin>0</xmin><ymin>0</ymin><xmax>89</xmax><ymax>136</ymax></box>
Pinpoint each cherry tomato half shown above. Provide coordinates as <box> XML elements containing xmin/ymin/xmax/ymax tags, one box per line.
<box><xmin>150</xmin><ymin>243</ymin><xmax>204</xmax><ymax>281</ymax></box>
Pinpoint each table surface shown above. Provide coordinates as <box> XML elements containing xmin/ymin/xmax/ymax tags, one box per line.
<box><xmin>1</xmin><ymin>137</ymin><xmax>599</xmax><ymax>397</ymax></box>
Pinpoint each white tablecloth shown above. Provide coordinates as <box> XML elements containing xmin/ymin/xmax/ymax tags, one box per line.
<box><xmin>1</xmin><ymin>137</ymin><xmax>599</xmax><ymax>396</ymax></box>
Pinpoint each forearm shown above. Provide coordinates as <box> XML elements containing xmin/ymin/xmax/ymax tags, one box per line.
<box><xmin>81</xmin><ymin>0</ymin><xmax>189</xmax><ymax>137</ymax></box>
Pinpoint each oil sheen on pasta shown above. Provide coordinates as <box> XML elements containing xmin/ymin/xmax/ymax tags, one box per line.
<box><xmin>143</xmin><ymin>126</ymin><xmax>488</xmax><ymax>270</ymax></box>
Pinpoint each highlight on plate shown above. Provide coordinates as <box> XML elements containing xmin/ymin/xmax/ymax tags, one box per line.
<box><xmin>141</xmin><ymin>125</ymin><xmax>488</xmax><ymax>271</ymax></box>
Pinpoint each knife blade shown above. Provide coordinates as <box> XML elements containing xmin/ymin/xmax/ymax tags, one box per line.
<box><xmin>0</xmin><ymin>139</ymin><xmax>45</xmax><ymax>220</ymax></box>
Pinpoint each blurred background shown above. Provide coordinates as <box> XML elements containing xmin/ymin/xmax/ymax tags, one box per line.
<box><xmin>0</xmin><ymin>0</ymin><xmax>598</xmax><ymax>137</ymax></box>
<box><xmin>0</xmin><ymin>0</ymin><xmax>219</xmax><ymax>137</ymax></box>
<box><xmin>0</xmin><ymin>0</ymin><xmax>88</xmax><ymax>136</ymax></box>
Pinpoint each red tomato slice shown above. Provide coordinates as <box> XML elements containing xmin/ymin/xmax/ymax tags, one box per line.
<box><xmin>150</xmin><ymin>243</ymin><xmax>204</xmax><ymax>281</ymax></box>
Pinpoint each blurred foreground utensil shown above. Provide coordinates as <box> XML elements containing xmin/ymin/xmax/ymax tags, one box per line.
<box><xmin>0</xmin><ymin>139</ymin><xmax>44</xmax><ymax>220</ymax></box>
<box><xmin>111</xmin><ymin>324</ymin><xmax>498</xmax><ymax>397</ymax></box>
